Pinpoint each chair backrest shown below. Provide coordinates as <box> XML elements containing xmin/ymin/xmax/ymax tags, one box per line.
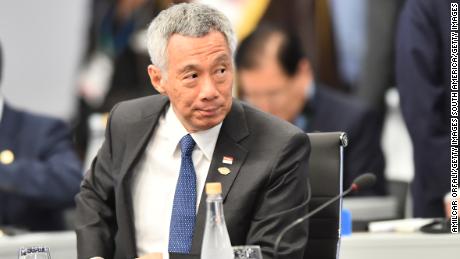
<box><xmin>304</xmin><ymin>132</ymin><xmax>347</xmax><ymax>259</ymax></box>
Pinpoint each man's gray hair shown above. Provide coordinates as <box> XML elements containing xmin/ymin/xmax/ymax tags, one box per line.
<box><xmin>147</xmin><ymin>3</ymin><xmax>237</xmax><ymax>72</ymax></box>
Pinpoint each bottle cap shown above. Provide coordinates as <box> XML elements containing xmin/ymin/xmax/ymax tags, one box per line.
<box><xmin>206</xmin><ymin>182</ymin><xmax>222</xmax><ymax>195</ymax></box>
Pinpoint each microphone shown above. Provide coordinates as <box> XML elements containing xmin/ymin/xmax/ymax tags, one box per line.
<box><xmin>272</xmin><ymin>173</ymin><xmax>377</xmax><ymax>259</ymax></box>
<box><xmin>349</xmin><ymin>173</ymin><xmax>377</xmax><ymax>193</ymax></box>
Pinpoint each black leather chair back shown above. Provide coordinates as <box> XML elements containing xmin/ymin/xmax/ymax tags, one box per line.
<box><xmin>304</xmin><ymin>132</ymin><xmax>347</xmax><ymax>259</ymax></box>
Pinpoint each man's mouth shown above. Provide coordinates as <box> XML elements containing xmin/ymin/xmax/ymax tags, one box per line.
<box><xmin>197</xmin><ymin>106</ymin><xmax>220</xmax><ymax>116</ymax></box>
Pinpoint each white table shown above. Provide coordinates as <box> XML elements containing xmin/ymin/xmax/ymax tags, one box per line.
<box><xmin>340</xmin><ymin>232</ymin><xmax>460</xmax><ymax>259</ymax></box>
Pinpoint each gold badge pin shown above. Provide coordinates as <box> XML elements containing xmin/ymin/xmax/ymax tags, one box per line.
<box><xmin>0</xmin><ymin>149</ymin><xmax>15</xmax><ymax>165</ymax></box>
<box><xmin>218</xmin><ymin>167</ymin><xmax>231</xmax><ymax>175</ymax></box>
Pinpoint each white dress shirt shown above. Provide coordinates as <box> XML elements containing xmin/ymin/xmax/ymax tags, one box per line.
<box><xmin>131</xmin><ymin>104</ymin><xmax>222</xmax><ymax>258</ymax></box>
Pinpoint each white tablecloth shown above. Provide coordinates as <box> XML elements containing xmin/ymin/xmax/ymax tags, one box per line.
<box><xmin>340</xmin><ymin>232</ymin><xmax>460</xmax><ymax>259</ymax></box>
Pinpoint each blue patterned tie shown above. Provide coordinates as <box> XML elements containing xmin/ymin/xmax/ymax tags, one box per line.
<box><xmin>168</xmin><ymin>134</ymin><xmax>197</xmax><ymax>253</ymax></box>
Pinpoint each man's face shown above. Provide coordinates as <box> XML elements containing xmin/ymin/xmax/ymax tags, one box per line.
<box><xmin>238</xmin><ymin>58</ymin><xmax>307</xmax><ymax>122</ymax></box>
<box><xmin>148</xmin><ymin>31</ymin><xmax>233</xmax><ymax>132</ymax></box>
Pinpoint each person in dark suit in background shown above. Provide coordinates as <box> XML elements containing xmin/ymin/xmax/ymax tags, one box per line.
<box><xmin>76</xmin><ymin>3</ymin><xmax>310</xmax><ymax>259</ymax></box>
<box><xmin>0</xmin><ymin>42</ymin><xmax>83</xmax><ymax>231</ymax></box>
<box><xmin>236</xmin><ymin>25</ymin><xmax>386</xmax><ymax>196</ymax></box>
<box><xmin>396</xmin><ymin>0</ymin><xmax>452</xmax><ymax>217</ymax></box>
<box><xmin>74</xmin><ymin>0</ymin><xmax>163</xmax><ymax>160</ymax></box>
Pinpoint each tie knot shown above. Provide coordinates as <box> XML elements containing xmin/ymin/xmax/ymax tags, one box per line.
<box><xmin>180</xmin><ymin>134</ymin><xmax>195</xmax><ymax>157</ymax></box>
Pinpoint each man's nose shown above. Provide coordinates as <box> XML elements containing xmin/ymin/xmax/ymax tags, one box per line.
<box><xmin>199</xmin><ymin>76</ymin><xmax>219</xmax><ymax>100</ymax></box>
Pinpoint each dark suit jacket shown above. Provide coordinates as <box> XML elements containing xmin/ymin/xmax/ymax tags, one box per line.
<box><xmin>396</xmin><ymin>0</ymin><xmax>452</xmax><ymax>217</ymax></box>
<box><xmin>0</xmin><ymin>103</ymin><xmax>82</xmax><ymax>231</ymax></box>
<box><xmin>75</xmin><ymin>95</ymin><xmax>311</xmax><ymax>259</ymax></box>
<box><xmin>302</xmin><ymin>86</ymin><xmax>386</xmax><ymax>195</ymax></box>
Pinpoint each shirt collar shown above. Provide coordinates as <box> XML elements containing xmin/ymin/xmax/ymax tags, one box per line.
<box><xmin>294</xmin><ymin>80</ymin><xmax>317</xmax><ymax>131</ymax></box>
<box><xmin>305</xmin><ymin>80</ymin><xmax>316</xmax><ymax>100</ymax></box>
<box><xmin>163</xmin><ymin>105</ymin><xmax>222</xmax><ymax>161</ymax></box>
<box><xmin>191</xmin><ymin>121</ymin><xmax>222</xmax><ymax>161</ymax></box>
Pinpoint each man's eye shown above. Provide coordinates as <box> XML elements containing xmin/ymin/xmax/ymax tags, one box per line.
<box><xmin>185</xmin><ymin>73</ymin><xmax>198</xmax><ymax>79</ymax></box>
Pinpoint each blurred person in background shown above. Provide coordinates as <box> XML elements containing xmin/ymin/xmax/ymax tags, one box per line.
<box><xmin>0</xmin><ymin>42</ymin><xmax>83</xmax><ymax>231</ymax></box>
<box><xmin>236</xmin><ymin>25</ymin><xmax>386</xmax><ymax>195</ymax></box>
<box><xmin>355</xmin><ymin>0</ymin><xmax>405</xmax><ymax>112</ymax></box>
<box><xmin>258</xmin><ymin>0</ymin><xmax>342</xmax><ymax>90</ymax></box>
<box><xmin>396</xmin><ymin>0</ymin><xmax>452</xmax><ymax>217</ymax></box>
<box><xmin>198</xmin><ymin>0</ymin><xmax>343</xmax><ymax>91</ymax></box>
<box><xmin>74</xmin><ymin>0</ymin><xmax>190</xmax><ymax>160</ymax></box>
<box><xmin>329</xmin><ymin>1</ymin><xmax>406</xmax><ymax>165</ymax></box>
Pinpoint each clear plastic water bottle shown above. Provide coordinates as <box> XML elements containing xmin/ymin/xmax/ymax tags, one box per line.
<box><xmin>201</xmin><ymin>182</ymin><xmax>234</xmax><ymax>259</ymax></box>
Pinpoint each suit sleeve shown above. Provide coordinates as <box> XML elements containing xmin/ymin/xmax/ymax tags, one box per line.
<box><xmin>75</xmin><ymin>105</ymin><xmax>119</xmax><ymax>259</ymax></box>
<box><xmin>245</xmin><ymin>132</ymin><xmax>310</xmax><ymax>259</ymax></box>
<box><xmin>0</xmin><ymin>119</ymin><xmax>82</xmax><ymax>208</ymax></box>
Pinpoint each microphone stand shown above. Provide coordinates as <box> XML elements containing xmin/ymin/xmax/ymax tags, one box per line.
<box><xmin>272</xmin><ymin>184</ymin><xmax>357</xmax><ymax>259</ymax></box>
<box><xmin>272</xmin><ymin>172</ymin><xmax>376</xmax><ymax>259</ymax></box>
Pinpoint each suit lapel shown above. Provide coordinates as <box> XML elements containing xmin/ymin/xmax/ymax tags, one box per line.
<box><xmin>119</xmin><ymin>95</ymin><xmax>169</xmax><ymax>182</ymax></box>
<box><xmin>117</xmin><ymin>95</ymin><xmax>169</xmax><ymax>257</ymax></box>
<box><xmin>191</xmin><ymin>100</ymin><xmax>249</xmax><ymax>253</ymax></box>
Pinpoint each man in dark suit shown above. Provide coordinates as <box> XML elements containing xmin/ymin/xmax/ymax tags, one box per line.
<box><xmin>0</xmin><ymin>42</ymin><xmax>83</xmax><ymax>231</ymax></box>
<box><xmin>75</xmin><ymin>3</ymin><xmax>310</xmax><ymax>259</ymax></box>
<box><xmin>396</xmin><ymin>0</ymin><xmax>452</xmax><ymax>217</ymax></box>
<box><xmin>236</xmin><ymin>25</ymin><xmax>386</xmax><ymax>196</ymax></box>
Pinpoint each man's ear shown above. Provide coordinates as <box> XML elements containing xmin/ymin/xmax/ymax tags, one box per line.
<box><xmin>147</xmin><ymin>64</ymin><xmax>166</xmax><ymax>94</ymax></box>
